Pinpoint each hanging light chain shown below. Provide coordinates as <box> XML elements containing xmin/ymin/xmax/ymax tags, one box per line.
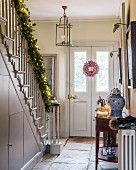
<box><xmin>59</xmin><ymin>6</ymin><xmax>69</xmax><ymax>26</ymax></box>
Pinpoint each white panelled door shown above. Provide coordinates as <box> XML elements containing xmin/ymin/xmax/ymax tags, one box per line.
<box><xmin>69</xmin><ymin>45</ymin><xmax>118</xmax><ymax>137</ymax></box>
<box><xmin>69</xmin><ymin>47</ymin><xmax>91</xmax><ymax>137</ymax></box>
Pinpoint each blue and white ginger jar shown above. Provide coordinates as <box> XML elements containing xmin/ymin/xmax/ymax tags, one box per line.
<box><xmin>106</xmin><ymin>88</ymin><xmax>125</xmax><ymax>117</ymax></box>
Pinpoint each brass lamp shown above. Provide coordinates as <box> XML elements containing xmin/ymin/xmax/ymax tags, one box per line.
<box><xmin>56</xmin><ymin>6</ymin><xmax>72</xmax><ymax>46</ymax></box>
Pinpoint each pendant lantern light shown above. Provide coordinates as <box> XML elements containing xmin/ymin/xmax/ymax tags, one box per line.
<box><xmin>56</xmin><ymin>6</ymin><xmax>72</xmax><ymax>46</ymax></box>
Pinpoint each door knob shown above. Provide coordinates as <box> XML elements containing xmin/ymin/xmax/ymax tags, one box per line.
<box><xmin>68</xmin><ymin>94</ymin><xmax>76</xmax><ymax>99</ymax></box>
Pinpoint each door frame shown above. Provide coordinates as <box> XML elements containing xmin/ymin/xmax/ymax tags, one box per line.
<box><xmin>64</xmin><ymin>42</ymin><xmax>119</xmax><ymax>138</ymax></box>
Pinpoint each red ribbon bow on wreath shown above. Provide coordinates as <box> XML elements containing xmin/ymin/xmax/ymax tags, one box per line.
<box><xmin>83</xmin><ymin>60</ymin><xmax>99</xmax><ymax>77</ymax></box>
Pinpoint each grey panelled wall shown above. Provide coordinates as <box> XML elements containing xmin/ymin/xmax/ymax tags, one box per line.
<box><xmin>24</xmin><ymin>115</ymin><xmax>40</xmax><ymax>165</ymax></box>
<box><xmin>0</xmin><ymin>53</ymin><xmax>40</xmax><ymax>170</ymax></box>
<box><xmin>9</xmin><ymin>78</ymin><xmax>23</xmax><ymax>115</ymax></box>
<box><xmin>9</xmin><ymin>111</ymin><xmax>24</xmax><ymax>170</ymax></box>
<box><xmin>0</xmin><ymin>53</ymin><xmax>9</xmax><ymax>170</ymax></box>
<box><xmin>0</xmin><ymin>51</ymin><xmax>9</xmax><ymax>76</ymax></box>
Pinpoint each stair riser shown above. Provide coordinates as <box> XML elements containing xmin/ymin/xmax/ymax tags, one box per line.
<box><xmin>0</xmin><ymin>20</ymin><xmax>6</xmax><ymax>37</ymax></box>
<box><xmin>4</xmin><ymin>41</ymin><xmax>14</xmax><ymax>55</ymax></box>
<box><xmin>16</xmin><ymin>74</ymin><xmax>25</xmax><ymax>84</ymax></box>
<box><xmin>11</xmin><ymin>59</ymin><xmax>19</xmax><ymax>71</ymax></box>
<box><xmin>27</xmin><ymin>100</ymin><xmax>33</xmax><ymax>109</ymax></box>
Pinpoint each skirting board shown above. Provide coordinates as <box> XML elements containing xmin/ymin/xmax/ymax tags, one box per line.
<box><xmin>20</xmin><ymin>152</ymin><xmax>43</xmax><ymax>170</ymax></box>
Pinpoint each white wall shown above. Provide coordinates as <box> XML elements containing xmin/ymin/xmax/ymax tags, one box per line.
<box><xmin>33</xmin><ymin>19</ymin><xmax>121</xmax><ymax>137</ymax></box>
<box><xmin>72</xmin><ymin>20</ymin><xmax>120</xmax><ymax>42</ymax></box>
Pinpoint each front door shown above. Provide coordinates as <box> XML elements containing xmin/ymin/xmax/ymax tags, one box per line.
<box><xmin>69</xmin><ymin>45</ymin><xmax>118</xmax><ymax>137</ymax></box>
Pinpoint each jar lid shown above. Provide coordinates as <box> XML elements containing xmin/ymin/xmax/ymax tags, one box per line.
<box><xmin>110</xmin><ymin>88</ymin><xmax>121</xmax><ymax>95</ymax></box>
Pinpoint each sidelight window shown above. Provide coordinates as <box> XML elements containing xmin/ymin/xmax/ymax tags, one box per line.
<box><xmin>96</xmin><ymin>51</ymin><xmax>109</xmax><ymax>92</ymax></box>
<box><xmin>74</xmin><ymin>52</ymin><xmax>87</xmax><ymax>92</ymax></box>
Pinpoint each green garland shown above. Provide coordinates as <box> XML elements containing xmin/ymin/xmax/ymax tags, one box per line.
<box><xmin>13</xmin><ymin>0</ymin><xmax>51</xmax><ymax>109</ymax></box>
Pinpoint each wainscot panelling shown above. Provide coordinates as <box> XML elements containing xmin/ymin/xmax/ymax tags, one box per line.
<box><xmin>0</xmin><ymin>75</ymin><xmax>9</xmax><ymax>170</ymax></box>
<box><xmin>9</xmin><ymin>111</ymin><xmax>24</xmax><ymax>170</ymax></box>
<box><xmin>9</xmin><ymin>79</ymin><xmax>23</xmax><ymax>115</ymax></box>
<box><xmin>0</xmin><ymin>53</ymin><xmax>9</xmax><ymax>76</ymax></box>
<box><xmin>24</xmin><ymin>113</ymin><xmax>40</xmax><ymax>165</ymax></box>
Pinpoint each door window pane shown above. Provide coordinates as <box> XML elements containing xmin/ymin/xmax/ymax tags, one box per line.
<box><xmin>74</xmin><ymin>52</ymin><xmax>87</xmax><ymax>92</ymax></box>
<box><xmin>96</xmin><ymin>52</ymin><xmax>109</xmax><ymax>92</ymax></box>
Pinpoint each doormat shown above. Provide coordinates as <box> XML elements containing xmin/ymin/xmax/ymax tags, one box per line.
<box><xmin>67</xmin><ymin>137</ymin><xmax>95</xmax><ymax>144</ymax></box>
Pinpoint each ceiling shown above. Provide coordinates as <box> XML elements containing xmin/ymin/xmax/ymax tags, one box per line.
<box><xmin>24</xmin><ymin>0</ymin><xmax>125</xmax><ymax>21</ymax></box>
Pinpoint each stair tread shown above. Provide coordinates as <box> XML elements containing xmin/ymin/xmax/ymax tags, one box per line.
<box><xmin>26</xmin><ymin>96</ymin><xmax>34</xmax><ymax>100</ymax></box>
<box><xmin>34</xmin><ymin>117</ymin><xmax>41</xmax><ymax>121</ymax></box>
<box><xmin>0</xmin><ymin>16</ymin><xmax>7</xmax><ymax>22</ymax></box>
<box><xmin>23</xmin><ymin>84</ymin><xmax>30</xmax><ymax>87</ymax></box>
<box><xmin>41</xmin><ymin>134</ymin><xmax>47</xmax><ymax>138</ymax></box>
<box><xmin>4</xmin><ymin>35</ymin><xmax>14</xmax><ymax>42</ymax></box>
<box><xmin>31</xmin><ymin>107</ymin><xmax>37</xmax><ymax>111</ymax></box>
<box><xmin>38</xmin><ymin>126</ymin><xmax>44</xmax><ymax>130</ymax></box>
<box><xmin>10</xmin><ymin>54</ymin><xmax>20</xmax><ymax>59</ymax></box>
<box><xmin>16</xmin><ymin>70</ymin><xmax>25</xmax><ymax>74</ymax></box>
<box><xmin>6</xmin><ymin>53</ymin><xmax>20</xmax><ymax>59</ymax></box>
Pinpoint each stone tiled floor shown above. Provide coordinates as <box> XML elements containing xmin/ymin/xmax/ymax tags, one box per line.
<box><xmin>32</xmin><ymin>137</ymin><xmax>118</xmax><ymax>170</ymax></box>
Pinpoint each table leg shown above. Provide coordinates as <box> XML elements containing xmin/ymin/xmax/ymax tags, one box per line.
<box><xmin>96</xmin><ymin>131</ymin><xmax>99</xmax><ymax>170</ymax></box>
<box><xmin>103</xmin><ymin>132</ymin><xmax>117</xmax><ymax>147</ymax></box>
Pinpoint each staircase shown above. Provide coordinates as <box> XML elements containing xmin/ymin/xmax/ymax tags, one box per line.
<box><xmin>0</xmin><ymin>0</ymin><xmax>47</xmax><ymax>145</ymax></box>
<box><xmin>0</xmin><ymin>0</ymin><xmax>50</xmax><ymax>169</ymax></box>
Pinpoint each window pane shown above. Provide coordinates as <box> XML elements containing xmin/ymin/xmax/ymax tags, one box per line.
<box><xmin>96</xmin><ymin>52</ymin><xmax>109</xmax><ymax>92</ymax></box>
<box><xmin>74</xmin><ymin>52</ymin><xmax>87</xmax><ymax>92</ymax></box>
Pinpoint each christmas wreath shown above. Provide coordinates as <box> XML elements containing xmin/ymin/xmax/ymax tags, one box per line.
<box><xmin>83</xmin><ymin>60</ymin><xmax>99</xmax><ymax>77</ymax></box>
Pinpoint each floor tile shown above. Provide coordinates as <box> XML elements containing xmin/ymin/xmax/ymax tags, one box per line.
<box><xmin>99</xmin><ymin>162</ymin><xmax>118</xmax><ymax>170</ymax></box>
<box><xmin>32</xmin><ymin>161</ymin><xmax>53</xmax><ymax>170</ymax></box>
<box><xmin>49</xmin><ymin>162</ymin><xmax>88</xmax><ymax>170</ymax></box>
<box><xmin>32</xmin><ymin>138</ymin><xmax>118</xmax><ymax>170</ymax></box>
<box><xmin>64</xmin><ymin>143</ymin><xmax>92</xmax><ymax>151</ymax></box>
<box><xmin>41</xmin><ymin>154</ymin><xmax>58</xmax><ymax>162</ymax></box>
